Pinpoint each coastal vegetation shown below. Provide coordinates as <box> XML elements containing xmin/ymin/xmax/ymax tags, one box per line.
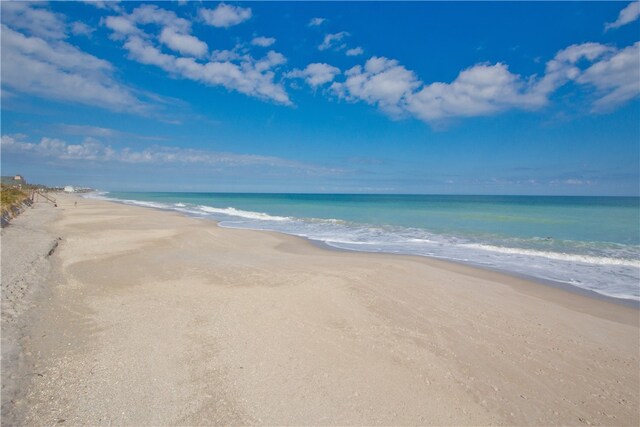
<box><xmin>0</xmin><ymin>186</ymin><xmax>29</xmax><ymax>215</ymax></box>
<box><xmin>0</xmin><ymin>177</ymin><xmax>63</xmax><ymax>227</ymax></box>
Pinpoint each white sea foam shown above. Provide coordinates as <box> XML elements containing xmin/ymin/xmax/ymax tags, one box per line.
<box><xmin>122</xmin><ymin>200</ymin><xmax>169</xmax><ymax>210</ymax></box>
<box><xmin>197</xmin><ymin>205</ymin><xmax>290</xmax><ymax>221</ymax></box>
<box><xmin>460</xmin><ymin>243</ymin><xmax>640</xmax><ymax>267</ymax></box>
<box><xmin>323</xmin><ymin>239</ymin><xmax>390</xmax><ymax>245</ymax></box>
<box><xmin>81</xmin><ymin>190</ymin><xmax>110</xmax><ymax>199</ymax></box>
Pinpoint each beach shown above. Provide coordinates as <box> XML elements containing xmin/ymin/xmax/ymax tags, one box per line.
<box><xmin>2</xmin><ymin>193</ymin><xmax>638</xmax><ymax>426</ymax></box>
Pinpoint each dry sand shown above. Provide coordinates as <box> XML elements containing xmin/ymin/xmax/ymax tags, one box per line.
<box><xmin>1</xmin><ymin>200</ymin><xmax>61</xmax><ymax>424</ymax></box>
<box><xmin>2</xmin><ymin>193</ymin><xmax>638</xmax><ymax>426</ymax></box>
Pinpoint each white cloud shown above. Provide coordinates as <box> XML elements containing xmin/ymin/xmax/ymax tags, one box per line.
<box><xmin>308</xmin><ymin>17</ymin><xmax>326</xmax><ymax>27</ymax></box>
<box><xmin>82</xmin><ymin>1</ymin><xmax>122</xmax><ymax>12</ymax></box>
<box><xmin>210</xmin><ymin>47</ymin><xmax>244</xmax><ymax>62</ymax></box>
<box><xmin>2</xmin><ymin>24</ymin><xmax>111</xmax><ymax>74</ymax></box>
<box><xmin>199</xmin><ymin>3</ymin><xmax>252</xmax><ymax>28</ymax></box>
<box><xmin>123</xmin><ymin>36</ymin><xmax>290</xmax><ymax>104</ymax></box>
<box><xmin>346</xmin><ymin>47</ymin><xmax>364</xmax><ymax>57</ymax></box>
<box><xmin>130</xmin><ymin>4</ymin><xmax>191</xmax><ymax>32</ymax></box>
<box><xmin>553</xmin><ymin>42</ymin><xmax>613</xmax><ymax>64</ymax></box>
<box><xmin>71</xmin><ymin>21</ymin><xmax>94</xmax><ymax>37</ymax></box>
<box><xmin>106</xmin><ymin>5</ymin><xmax>291</xmax><ymax>105</ymax></box>
<box><xmin>252</xmin><ymin>36</ymin><xmax>276</xmax><ymax>47</ymax></box>
<box><xmin>0</xmin><ymin>2</ymin><xmax>67</xmax><ymax>39</ymax></box>
<box><xmin>104</xmin><ymin>5</ymin><xmax>192</xmax><ymax>43</ymax></box>
<box><xmin>406</xmin><ymin>63</ymin><xmax>543</xmax><ymax>122</ymax></box>
<box><xmin>1</xmin><ymin>134</ymin><xmax>336</xmax><ymax>175</ymax></box>
<box><xmin>319</xmin><ymin>32</ymin><xmax>349</xmax><ymax>51</ymax></box>
<box><xmin>103</xmin><ymin>15</ymin><xmax>139</xmax><ymax>38</ymax></box>
<box><xmin>1</xmin><ymin>135</ymin><xmax>34</xmax><ymax>151</ymax></box>
<box><xmin>191</xmin><ymin>50</ymin><xmax>289</xmax><ymax>103</ymax></box>
<box><xmin>288</xmin><ymin>63</ymin><xmax>341</xmax><ymax>87</ymax></box>
<box><xmin>1</xmin><ymin>135</ymin><xmax>112</xmax><ymax>161</ymax></box>
<box><xmin>534</xmin><ymin>41</ymin><xmax>639</xmax><ymax>112</ymax></box>
<box><xmin>160</xmin><ymin>27</ymin><xmax>208</xmax><ymax>58</ymax></box>
<box><xmin>331</xmin><ymin>40</ymin><xmax>640</xmax><ymax>124</ymax></box>
<box><xmin>605</xmin><ymin>2</ymin><xmax>640</xmax><ymax>31</ymax></box>
<box><xmin>532</xmin><ymin>42</ymin><xmax>612</xmax><ymax>100</ymax></box>
<box><xmin>0</xmin><ymin>24</ymin><xmax>148</xmax><ymax>113</ymax></box>
<box><xmin>56</xmin><ymin>124</ymin><xmax>169</xmax><ymax>142</ymax></box>
<box><xmin>124</xmin><ymin>35</ymin><xmax>176</xmax><ymax>69</ymax></box>
<box><xmin>578</xmin><ymin>42</ymin><xmax>640</xmax><ymax>111</ymax></box>
<box><xmin>58</xmin><ymin>124</ymin><xmax>118</xmax><ymax>138</ymax></box>
<box><xmin>82</xmin><ymin>1</ymin><xmax>108</xmax><ymax>9</ymax></box>
<box><xmin>332</xmin><ymin>57</ymin><xmax>420</xmax><ymax>116</ymax></box>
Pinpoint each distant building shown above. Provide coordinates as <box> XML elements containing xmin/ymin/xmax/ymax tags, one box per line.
<box><xmin>64</xmin><ymin>186</ymin><xmax>75</xmax><ymax>193</ymax></box>
<box><xmin>1</xmin><ymin>175</ymin><xmax>26</xmax><ymax>187</ymax></box>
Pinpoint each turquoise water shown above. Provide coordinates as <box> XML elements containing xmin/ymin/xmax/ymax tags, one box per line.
<box><xmin>93</xmin><ymin>192</ymin><xmax>640</xmax><ymax>301</ymax></box>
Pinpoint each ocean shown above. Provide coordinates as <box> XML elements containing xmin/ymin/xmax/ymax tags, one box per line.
<box><xmin>89</xmin><ymin>192</ymin><xmax>640</xmax><ymax>302</ymax></box>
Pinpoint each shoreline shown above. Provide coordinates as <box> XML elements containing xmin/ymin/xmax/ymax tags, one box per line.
<box><xmin>269</xmin><ymin>230</ymin><xmax>640</xmax><ymax>326</ymax></box>
<box><xmin>281</xmin><ymin>228</ymin><xmax>640</xmax><ymax>309</ymax></box>
<box><xmin>95</xmin><ymin>194</ymin><xmax>640</xmax><ymax>309</ymax></box>
<box><xmin>4</xmin><ymin>193</ymin><xmax>639</xmax><ymax>425</ymax></box>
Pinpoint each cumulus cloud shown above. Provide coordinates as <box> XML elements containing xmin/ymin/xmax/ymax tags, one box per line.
<box><xmin>103</xmin><ymin>15</ymin><xmax>139</xmax><ymax>38</ymax></box>
<box><xmin>331</xmin><ymin>40</ymin><xmax>640</xmax><ymax>124</ymax></box>
<box><xmin>210</xmin><ymin>47</ymin><xmax>244</xmax><ymax>62</ymax></box>
<box><xmin>251</xmin><ymin>36</ymin><xmax>276</xmax><ymax>47</ymax></box>
<box><xmin>0</xmin><ymin>2</ymin><xmax>67</xmax><ymax>39</ymax></box>
<box><xmin>127</xmin><ymin>35</ymin><xmax>288</xmax><ymax>104</ymax></box>
<box><xmin>131</xmin><ymin>4</ymin><xmax>191</xmax><ymax>30</ymax></box>
<box><xmin>105</xmin><ymin>4</ymin><xmax>290</xmax><ymax>105</ymax></box>
<box><xmin>71</xmin><ymin>21</ymin><xmax>94</xmax><ymax>36</ymax></box>
<box><xmin>535</xmin><ymin>41</ymin><xmax>639</xmax><ymax>112</ymax></box>
<box><xmin>288</xmin><ymin>63</ymin><xmax>341</xmax><ymax>87</ymax></box>
<box><xmin>332</xmin><ymin>57</ymin><xmax>420</xmax><ymax>116</ymax></box>
<box><xmin>1</xmin><ymin>135</ymin><xmax>114</xmax><ymax>161</ymax></box>
<box><xmin>406</xmin><ymin>63</ymin><xmax>544</xmax><ymax>122</ymax></box>
<box><xmin>577</xmin><ymin>42</ymin><xmax>640</xmax><ymax>111</ymax></box>
<box><xmin>199</xmin><ymin>3</ymin><xmax>252</xmax><ymax>28</ymax></box>
<box><xmin>319</xmin><ymin>32</ymin><xmax>349</xmax><ymax>51</ymax></box>
<box><xmin>124</xmin><ymin>35</ymin><xmax>175</xmax><ymax>69</ymax></box>
<box><xmin>159</xmin><ymin>27</ymin><xmax>208</xmax><ymax>57</ymax></box>
<box><xmin>308</xmin><ymin>17</ymin><xmax>326</xmax><ymax>27</ymax></box>
<box><xmin>1</xmin><ymin>134</ymin><xmax>336</xmax><ymax>175</ymax></box>
<box><xmin>0</xmin><ymin>23</ymin><xmax>148</xmax><ymax>113</ymax></box>
<box><xmin>346</xmin><ymin>47</ymin><xmax>364</xmax><ymax>56</ymax></box>
<box><xmin>82</xmin><ymin>1</ymin><xmax>123</xmax><ymax>12</ymax></box>
<box><xmin>605</xmin><ymin>2</ymin><xmax>640</xmax><ymax>31</ymax></box>
<box><xmin>534</xmin><ymin>42</ymin><xmax>613</xmax><ymax>97</ymax></box>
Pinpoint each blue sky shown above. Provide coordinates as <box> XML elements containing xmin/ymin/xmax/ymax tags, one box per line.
<box><xmin>1</xmin><ymin>1</ymin><xmax>639</xmax><ymax>195</ymax></box>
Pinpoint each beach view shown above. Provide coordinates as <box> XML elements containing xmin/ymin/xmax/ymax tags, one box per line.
<box><xmin>1</xmin><ymin>1</ymin><xmax>639</xmax><ymax>426</ymax></box>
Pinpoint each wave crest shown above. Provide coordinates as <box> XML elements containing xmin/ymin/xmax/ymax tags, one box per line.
<box><xmin>197</xmin><ymin>205</ymin><xmax>290</xmax><ymax>221</ymax></box>
<box><xmin>460</xmin><ymin>243</ymin><xmax>640</xmax><ymax>267</ymax></box>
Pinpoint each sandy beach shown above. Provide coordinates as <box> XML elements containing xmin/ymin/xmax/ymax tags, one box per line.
<box><xmin>2</xmin><ymin>193</ymin><xmax>638</xmax><ymax>426</ymax></box>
